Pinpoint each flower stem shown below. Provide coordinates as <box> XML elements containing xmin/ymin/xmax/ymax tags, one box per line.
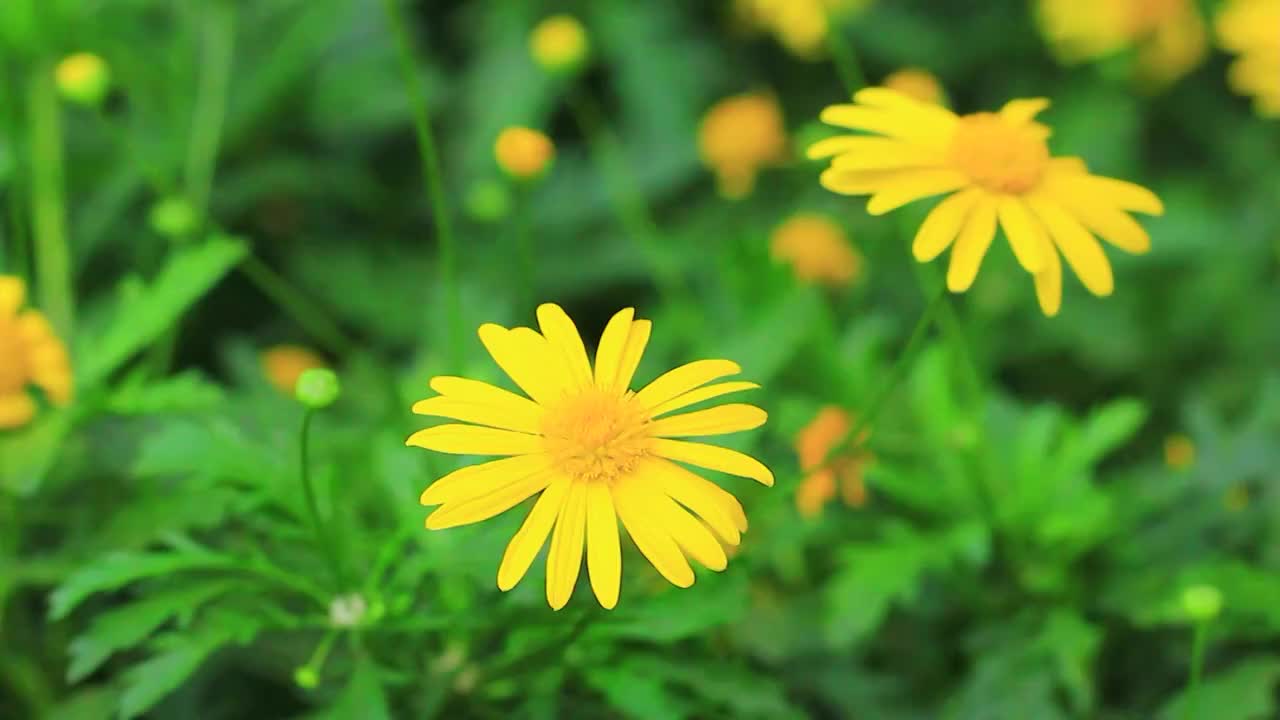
<box><xmin>27</xmin><ymin>61</ymin><xmax>74</xmax><ymax>338</ymax></box>
<box><xmin>238</xmin><ymin>254</ymin><xmax>353</xmax><ymax>356</ymax></box>
<box><xmin>824</xmin><ymin>16</ymin><xmax>867</xmax><ymax>94</ymax></box>
<box><xmin>299</xmin><ymin>409</ymin><xmax>348</xmax><ymax>591</ymax></box>
<box><xmin>380</xmin><ymin>0</ymin><xmax>463</xmax><ymax>368</ymax></box>
<box><xmin>567</xmin><ymin>90</ymin><xmax>685</xmax><ymax>307</ymax></box>
<box><xmin>1185</xmin><ymin>621</ymin><xmax>1210</xmax><ymax>720</ymax></box>
<box><xmin>821</xmin><ymin>285</ymin><xmax>945</xmax><ymax>465</ymax></box>
<box><xmin>510</xmin><ymin>183</ymin><xmax>536</xmax><ymax>310</ymax></box>
<box><xmin>184</xmin><ymin>2</ymin><xmax>236</xmax><ymax>234</ymax></box>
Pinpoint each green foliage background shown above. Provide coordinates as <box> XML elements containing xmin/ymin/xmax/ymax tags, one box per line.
<box><xmin>2</xmin><ymin>0</ymin><xmax>1279</xmax><ymax>718</ymax></box>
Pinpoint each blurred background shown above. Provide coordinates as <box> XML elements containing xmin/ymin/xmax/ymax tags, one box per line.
<box><xmin>1</xmin><ymin>0</ymin><xmax>1278</xmax><ymax>717</ymax></box>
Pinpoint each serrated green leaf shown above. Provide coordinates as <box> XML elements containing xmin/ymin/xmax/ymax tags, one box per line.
<box><xmin>1158</xmin><ymin>656</ymin><xmax>1280</xmax><ymax>720</ymax></box>
<box><xmin>103</xmin><ymin>370</ymin><xmax>226</xmax><ymax>415</ymax></box>
<box><xmin>585</xmin><ymin>665</ymin><xmax>689</xmax><ymax>720</ymax></box>
<box><xmin>67</xmin><ymin>581</ymin><xmax>237</xmax><ymax>682</ymax></box>
<box><xmin>78</xmin><ymin>236</ymin><xmax>247</xmax><ymax>387</ymax></box>
<box><xmin>49</xmin><ymin>549</ymin><xmax>232</xmax><ymax>620</ymax></box>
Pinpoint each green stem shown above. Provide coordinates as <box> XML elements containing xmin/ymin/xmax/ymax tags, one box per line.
<box><xmin>910</xmin><ymin>258</ymin><xmax>984</xmax><ymax>400</ymax></box>
<box><xmin>509</xmin><ymin>183</ymin><xmax>535</xmax><ymax>310</ymax></box>
<box><xmin>567</xmin><ymin>90</ymin><xmax>685</xmax><ymax>307</ymax></box>
<box><xmin>238</xmin><ymin>254</ymin><xmax>353</xmax><ymax>356</ymax></box>
<box><xmin>821</xmin><ymin>285</ymin><xmax>945</xmax><ymax>465</ymax></box>
<box><xmin>1186</xmin><ymin>621</ymin><xmax>1209</xmax><ymax>720</ymax></box>
<box><xmin>380</xmin><ymin>0</ymin><xmax>463</xmax><ymax>368</ymax></box>
<box><xmin>184</xmin><ymin>2</ymin><xmax>236</xmax><ymax>233</ymax></box>
<box><xmin>27</xmin><ymin>61</ymin><xmax>74</xmax><ymax>338</ymax></box>
<box><xmin>299</xmin><ymin>410</ymin><xmax>348</xmax><ymax>591</ymax></box>
<box><xmin>824</xmin><ymin>15</ymin><xmax>867</xmax><ymax>94</ymax></box>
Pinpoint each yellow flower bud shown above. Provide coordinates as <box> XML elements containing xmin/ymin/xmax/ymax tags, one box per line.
<box><xmin>1181</xmin><ymin>584</ymin><xmax>1223</xmax><ymax>623</ymax></box>
<box><xmin>261</xmin><ymin>345</ymin><xmax>327</xmax><ymax>396</ymax></box>
<box><xmin>494</xmin><ymin>126</ymin><xmax>555</xmax><ymax>180</ymax></box>
<box><xmin>1164</xmin><ymin>433</ymin><xmax>1195</xmax><ymax>471</ymax></box>
<box><xmin>529</xmin><ymin>15</ymin><xmax>589</xmax><ymax>74</ymax></box>
<box><xmin>55</xmin><ymin>52</ymin><xmax>111</xmax><ymax>106</ymax></box>
<box><xmin>770</xmin><ymin>213</ymin><xmax>862</xmax><ymax>288</ymax></box>
<box><xmin>882</xmin><ymin>68</ymin><xmax>947</xmax><ymax>106</ymax></box>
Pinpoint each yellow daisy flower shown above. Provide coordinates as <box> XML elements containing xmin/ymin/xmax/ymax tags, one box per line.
<box><xmin>1215</xmin><ymin>0</ymin><xmax>1280</xmax><ymax>117</ymax></box>
<box><xmin>1037</xmin><ymin>0</ymin><xmax>1207</xmax><ymax>88</ymax></box>
<box><xmin>529</xmin><ymin>14</ymin><xmax>589</xmax><ymax>74</ymax></box>
<box><xmin>794</xmin><ymin>406</ymin><xmax>870</xmax><ymax>517</ymax></box>
<box><xmin>770</xmin><ymin>212</ymin><xmax>863</xmax><ymax>287</ymax></box>
<box><xmin>407</xmin><ymin>304</ymin><xmax>772</xmax><ymax>610</ymax></box>
<box><xmin>494</xmin><ymin>126</ymin><xmax>555</xmax><ymax>180</ymax></box>
<box><xmin>699</xmin><ymin>91</ymin><xmax>788</xmax><ymax>200</ymax></box>
<box><xmin>0</xmin><ymin>276</ymin><xmax>73</xmax><ymax>429</ymax></box>
<box><xmin>261</xmin><ymin>345</ymin><xmax>327</xmax><ymax>396</ymax></box>
<box><xmin>808</xmin><ymin>88</ymin><xmax>1164</xmax><ymax>316</ymax></box>
<box><xmin>735</xmin><ymin>0</ymin><xmax>873</xmax><ymax>59</ymax></box>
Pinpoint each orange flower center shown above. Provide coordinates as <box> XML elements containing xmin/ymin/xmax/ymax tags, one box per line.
<box><xmin>948</xmin><ymin>112</ymin><xmax>1049</xmax><ymax>194</ymax></box>
<box><xmin>541</xmin><ymin>388</ymin><xmax>651</xmax><ymax>484</ymax></box>
<box><xmin>1129</xmin><ymin>0</ymin><xmax>1181</xmax><ymax>34</ymax></box>
<box><xmin>0</xmin><ymin>321</ymin><xmax>28</xmax><ymax>393</ymax></box>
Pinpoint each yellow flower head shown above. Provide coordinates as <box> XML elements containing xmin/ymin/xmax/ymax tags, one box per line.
<box><xmin>1036</xmin><ymin>0</ymin><xmax>1207</xmax><ymax>88</ymax></box>
<box><xmin>735</xmin><ymin>0</ymin><xmax>872</xmax><ymax>58</ymax></box>
<box><xmin>494</xmin><ymin>126</ymin><xmax>555</xmax><ymax>180</ymax></box>
<box><xmin>699</xmin><ymin>91</ymin><xmax>787</xmax><ymax>200</ymax></box>
<box><xmin>794</xmin><ymin>406</ymin><xmax>870</xmax><ymax>517</ymax></box>
<box><xmin>1215</xmin><ymin>0</ymin><xmax>1280</xmax><ymax>117</ymax></box>
<box><xmin>55</xmin><ymin>52</ymin><xmax>111</xmax><ymax>106</ymax></box>
<box><xmin>408</xmin><ymin>304</ymin><xmax>772</xmax><ymax>610</ymax></box>
<box><xmin>1163</xmin><ymin>433</ymin><xmax>1195</xmax><ymax>470</ymax></box>
<box><xmin>809</xmin><ymin>88</ymin><xmax>1165</xmax><ymax>316</ymax></box>
<box><xmin>529</xmin><ymin>14</ymin><xmax>589</xmax><ymax>74</ymax></box>
<box><xmin>883</xmin><ymin>68</ymin><xmax>947</xmax><ymax>106</ymax></box>
<box><xmin>0</xmin><ymin>276</ymin><xmax>73</xmax><ymax>429</ymax></box>
<box><xmin>261</xmin><ymin>345</ymin><xmax>327</xmax><ymax>396</ymax></box>
<box><xmin>770</xmin><ymin>213</ymin><xmax>863</xmax><ymax>287</ymax></box>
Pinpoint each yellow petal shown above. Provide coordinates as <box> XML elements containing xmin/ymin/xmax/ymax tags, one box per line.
<box><xmin>614</xmin><ymin>476</ymin><xmax>694</xmax><ymax>588</ymax></box>
<box><xmin>999</xmin><ymin>98</ymin><xmax>1051</xmax><ymax>125</ymax></box>
<box><xmin>410</xmin><ymin>396</ymin><xmax>542</xmax><ymax>434</ymax></box>
<box><xmin>913</xmin><ymin>188</ymin><xmax>982</xmax><ymax>261</ymax></box>
<box><xmin>640</xmin><ymin>483</ymin><xmax>727</xmax><ymax>572</ymax></box>
<box><xmin>1054</xmin><ymin>198</ymin><xmax>1152</xmax><ymax>254</ymax></box>
<box><xmin>614</xmin><ymin>319</ymin><xmax>651</xmax><ymax>391</ymax></box>
<box><xmin>648</xmin><ymin>403</ymin><xmax>767</xmax><ymax>438</ymax></box>
<box><xmin>652</xmin><ymin>438</ymin><xmax>774</xmax><ymax>486</ymax></box>
<box><xmin>0</xmin><ymin>393</ymin><xmax>36</xmax><ymax>430</ymax></box>
<box><xmin>946</xmin><ymin>196</ymin><xmax>997</xmax><ymax>292</ymax></box>
<box><xmin>818</xmin><ymin>104</ymin><xmax>955</xmax><ymax>145</ymax></box>
<box><xmin>1054</xmin><ymin>174</ymin><xmax>1163</xmax><ymax>215</ymax></box>
<box><xmin>634</xmin><ymin>359</ymin><xmax>741</xmax><ymax>412</ymax></box>
<box><xmin>648</xmin><ymin>381</ymin><xmax>760</xmax><ymax>418</ymax></box>
<box><xmin>1027</xmin><ymin>196</ymin><xmax>1114</xmax><ymax>297</ymax></box>
<box><xmin>807</xmin><ymin>135</ymin><xmax>870</xmax><ymax>159</ymax></box>
<box><xmin>30</xmin><ymin>365</ymin><xmax>72</xmax><ymax>405</ymax></box>
<box><xmin>477</xmin><ymin>324</ymin><xmax>572</xmax><ymax>406</ymax></box>
<box><xmin>420</xmin><ymin>455</ymin><xmax>553</xmax><ymax>506</ymax></box>
<box><xmin>865</xmin><ymin>170</ymin><xmax>969</xmax><ymax>215</ymax></box>
<box><xmin>424</xmin><ymin>469</ymin><xmax>553</xmax><ymax>530</ymax></box>
<box><xmin>996</xmin><ymin>196</ymin><xmax>1047</xmax><ymax>273</ymax></box>
<box><xmin>592</xmin><ymin>308</ymin><xmax>634</xmax><ymax>390</ymax></box>
<box><xmin>819</xmin><ymin>168</ymin><xmax>881</xmax><ymax>196</ymax></box>
<box><xmin>827</xmin><ymin>138</ymin><xmax>943</xmax><ymax>171</ymax></box>
<box><xmin>853</xmin><ymin>88</ymin><xmax>957</xmax><ymax>127</ymax></box>
<box><xmin>406</xmin><ymin>424</ymin><xmax>542</xmax><ymax>455</ymax></box>
<box><xmin>585</xmin><ymin>482</ymin><xmax>621</xmax><ymax>609</ymax></box>
<box><xmin>0</xmin><ymin>277</ymin><xmax>25</xmax><ymax>318</ymax></box>
<box><xmin>1034</xmin><ymin>240</ymin><xmax>1063</xmax><ymax>317</ymax></box>
<box><xmin>650</xmin><ymin>458</ymin><xmax>747</xmax><ymax>543</ymax></box>
<box><xmin>15</xmin><ymin>311</ymin><xmax>54</xmax><ymax>345</ymax></box>
<box><xmin>537</xmin><ymin>303</ymin><xmax>593</xmax><ymax>389</ymax></box>
<box><xmin>545</xmin><ymin>480</ymin><xmax>588</xmax><ymax>610</ymax></box>
<box><xmin>497</xmin><ymin>477</ymin><xmax>571</xmax><ymax>591</ymax></box>
<box><xmin>426</xmin><ymin>376</ymin><xmax>545</xmax><ymax>424</ymax></box>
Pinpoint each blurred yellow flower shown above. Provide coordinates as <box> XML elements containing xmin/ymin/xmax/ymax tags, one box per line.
<box><xmin>809</xmin><ymin>88</ymin><xmax>1164</xmax><ymax>316</ymax></box>
<box><xmin>1163</xmin><ymin>433</ymin><xmax>1195</xmax><ymax>470</ymax></box>
<box><xmin>408</xmin><ymin>304</ymin><xmax>772</xmax><ymax>610</ymax></box>
<box><xmin>1036</xmin><ymin>0</ymin><xmax>1206</xmax><ymax>88</ymax></box>
<box><xmin>1215</xmin><ymin>0</ymin><xmax>1280</xmax><ymax>117</ymax></box>
<box><xmin>261</xmin><ymin>345</ymin><xmax>327</xmax><ymax>396</ymax></box>
<box><xmin>699</xmin><ymin>91</ymin><xmax>787</xmax><ymax>199</ymax></box>
<box><xmin>0</xmin><ymin>276</ymin><xmax>73</xmax><ymax>429</ymax></box>
<box><xmin>882</xmin><ymin>68</ymin><xmax>947</xmax><ymax>106</ymax></box>
<box><xmin>494</xmin><ymin>126</ymin><xmax>555</xmax><ymax>180</ymax></box>
<box><xmin>529</xmin><ymin>14</ymin><xmax>589</xmax><ymax>74</ymax></box>
<box><xmin>795</xmin><ymin>406</ymin><xmax>870</xmax><ymax>516</ymax></box>
<box><xmin>735</xmin><ymin>0</ymin><xmax>872</xmax><ymax>58</ymax></box>
<box><xmin>55</xmin><ymin>52</ymin><xmax>111</xmax><ymax>105</ymax></box>
<box><xmin>770</xmin><ymin>213</ymin><xmax>862</xmax><ymax>287</ymax></box>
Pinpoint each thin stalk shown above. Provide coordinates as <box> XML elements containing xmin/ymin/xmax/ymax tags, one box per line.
<box><xmin>509</xmin><ymin>183</ymin><xmax>535</xmax><ymax>310</ymax></box>
<box><xmin>184</xmin><ymin>2</ymin><xmax>236</xmax><ymax>233</ymax></box>
<box><xmin>1185</xmin><ymin>621</ymin><xmax>1209</xmax><ymax>720</ymax></box>
<box><xmin>299</xmin><ymin>410</ymin><xmax>348</xmax><ymax>591</ymax></box>
<box><xmin>238</xmin><ymin>254</ymin><xmax>353</xmax><ymax>356</ymax></box>
<box><xmin>380</xmin><ymin>0</ymin><xmax>463</xmax><ymax>368</ymax></box>
<box><xmin>824</xmin><ymin>15</ymin><xmax>867</xmax><ymax>94</ymax></box>
<box><xmin>27</xmin><ymin>61</ymin><xmax>74</xmax><ymax>338</ymax></box>
<box><xmin>820</xmin><ymin>285</ymin><xmax>945</xmax><ymax>466</ymax></box>
<box><xmin>567</xmin><ymin>90</ymin><xmax>685</xmax><ymax>306</ymax></box>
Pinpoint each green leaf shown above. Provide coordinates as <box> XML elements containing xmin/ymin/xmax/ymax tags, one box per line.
<box><xmin>585</xmin><ymin>665</ymin><xmax>689</xmax><ymax>720</ymax></box>
<box><xmin>77</xmin><ymin>235</ymin><xmax>247</xmax><ymax>387</ymax></box>
<box><xmin>1158</xmin><ymin>656</ymin><xmax>1280</xmax><ymax>720</ymax></box>
<box><xmin>323</xmin><ymin>661</ymin><xmax>392</xmax><ymax>720</ymax></box>
<box><xmin>1061</xmin><ymin>398</ymin><xmax>1147</xmax><ymax>472</ymax></box>
<box><xmin>49</xmin><ymin>549</ymin><xmax>233</xmax><ymax>620</ymax></box>
<box><xmin>103</xmin><ymin>370</ymin><xmax>226</xmax><ymax>415</ymax></box>
<box><xmin>66</xmin><ymin>581</ymin><xmax>237</xmax><ymax>682</ymax></box>
<box><xmin>0</xmin><ymin>408</ymin><xmax>72</xmax><ymax>495</ymax></box>
<box><xmin>1035</xmin><ymin>609</ymin><xmax>1102</xmax><ymax>715</ymax></box>
<box><xmin>592</xmin><ymin>572</ymin><xmax>749</xmax><ymax>642</ymax></box>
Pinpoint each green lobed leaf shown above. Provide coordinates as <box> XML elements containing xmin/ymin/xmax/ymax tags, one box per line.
<box><xmin>48</xmin><ymin>549</ymin><xmax>233</xmax><ymax>620</ymax></box>
<box><xmin>1158</xmin><ymin>656</ymin><xmax>1280</xmax><ymax>720</ymax></box>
